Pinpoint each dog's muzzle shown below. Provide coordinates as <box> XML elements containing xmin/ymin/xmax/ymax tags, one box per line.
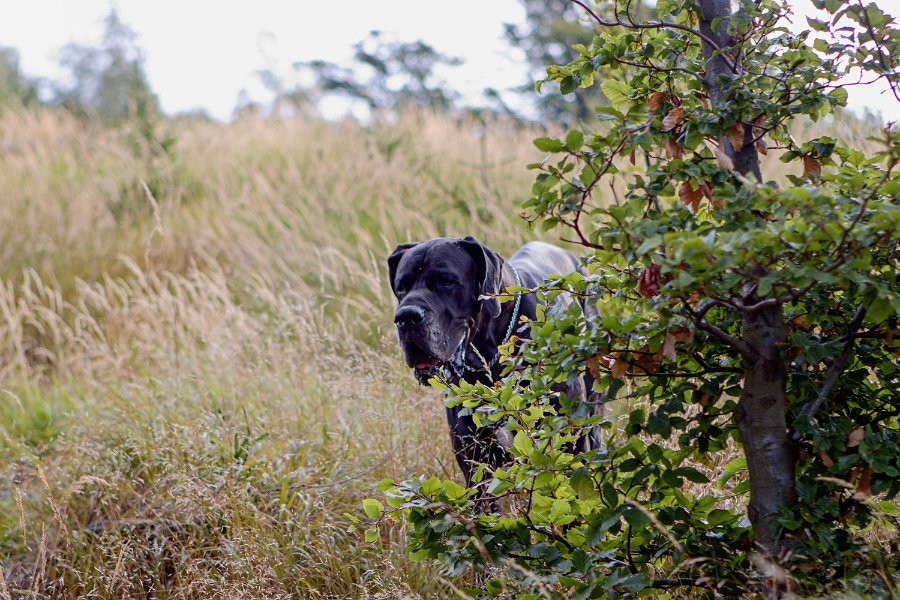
<box><xmin>394</xmin><ymin>305</ymin><xmax>427</xmax><ymax>329</ymax></box>
<box><xmin>394</xmin><ymin>304</ymin><xmax>443</xmax><ymax>370</ymax></box>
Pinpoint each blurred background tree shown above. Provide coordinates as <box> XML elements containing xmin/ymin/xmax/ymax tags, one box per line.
<box><xmin>504</xmin><ymin>0</ymin><xmax>597</xmax><ymax>122</ymax></box>
<box><xmin>503</xmin><ymin>0</ymin><xmax>653</xmax><ymax>124</ymax></box>
<box><xmin>53</xmin><ymin>9</ymin><xmax>158</xmax><ymax>123</ymax></box>
<box><xmin>289</xmin><ymin>31</ymin><xmax>462</xmax><ymax>114</ymax></box>
<box><xmin>0</xmin><ymin>46</ymin><xmax>40</xmax><ymax>106</ymax></box>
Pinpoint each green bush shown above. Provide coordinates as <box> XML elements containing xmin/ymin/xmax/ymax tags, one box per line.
<box><xmin>373</xmin><ymin>1</ymin><xmax>899</xmax><ymax>597</ymax></box>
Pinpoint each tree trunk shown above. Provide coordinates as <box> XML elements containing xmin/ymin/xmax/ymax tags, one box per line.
<box><xmin>736</xmin><ymin>301</ymin><xmax>797</xmax><ymax>555</ymax></box>
<box><xmin>698</xmin><ymin>0</ymin><xmax>763</xmax><ymax>182</ymax></box>
<box><xmin>698</xmin><ymin>0</ymin><xmax>796</xmax><ymax>556</ymax></box>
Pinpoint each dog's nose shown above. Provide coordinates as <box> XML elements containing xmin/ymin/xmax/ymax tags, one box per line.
<box><xmin>394</xmin><ymin>305</ymin><xmax>426</xmax><ymax>328</ymax></box>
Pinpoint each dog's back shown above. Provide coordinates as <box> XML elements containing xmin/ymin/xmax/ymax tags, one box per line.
<box><xmin>511</xmin><ymin>241</ymin><xmax>604</xmax><ymax>450</ymax></box>
<box><xmin>508</xmin><ymin>241</ymin><xmax>580</xmax><ymax>287</ymax></box>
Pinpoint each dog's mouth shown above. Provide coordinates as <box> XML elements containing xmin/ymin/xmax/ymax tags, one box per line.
<box><xmin>402</xmin><ymin>339</ymin><xmax>441</xmax><ymax>370</ymax></box>
<box><xmin>414</xmin><ymin>357</ymin><xmax>440</xmax><ymax>369</ymax></box>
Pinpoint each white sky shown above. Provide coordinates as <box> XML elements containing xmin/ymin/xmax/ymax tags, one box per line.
<box><xmin>0</xmin><ymin>0</ymin><xmax>897</xmax><ymax>122</ymax></box>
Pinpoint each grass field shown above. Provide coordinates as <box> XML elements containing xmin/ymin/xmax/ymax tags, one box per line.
<box><xmin>0</xmin><ymin>105</ymin><xmax>888</xmax><ymax>598</ymax></box>
<box><xmin>0</xmin><ymin>106</ymin><xmax>552</xmax><ymax>598</ymax></box>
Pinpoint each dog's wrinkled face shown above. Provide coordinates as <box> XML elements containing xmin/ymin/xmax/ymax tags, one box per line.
<box><xmin>388</xmin><ymin>239</ymin><xmax>489</xmax><ymax>377</ymax></box>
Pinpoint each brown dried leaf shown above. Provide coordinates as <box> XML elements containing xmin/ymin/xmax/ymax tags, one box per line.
<box><xmin>790</xmin><ymin>315</ymin><xmax>810</xmax><ymax>332</ymax></box>
<box><xmin>661</xmin><ymin>333</ymin><xmax>678</xmax><ymax>361</ymax></box>
<box><xmin>847</xmin><ymin>428</ymin><xmax>865</xmax><ymax>448</ymax></box>
<box><xmin>670</xmin><ymin>326</ymin><xmax>694</xmax><ymax>343</ymax></box>
<box><xmin>679</xmin><ymin>182</ymin><xmax>702</xmax><ymax>213</ymax></box>
<box><xmin>713</xmin><ymin>142</ymin><xmax>735</xmax><ymax>171</ymax></box>
<box><xmin>817</xmin><ymin>451</ymin><xmax>835</xmax><ymax>468</ymax></box>
<box><xmin>629</xmin><ymin>148</ymin><xmax>636</xmax><ymax>165</ymax></box>
<box><xmin>856</xmin><ymin>465</ymin><xmax>873</xmax><ymax>497</ymax></box>
<box><xmin>632</xmin><ymin>355</ymin><xmax>659</xmax><ymax>374</ymax></box>
<box><xmin>638</xmin><ymin>264</ymin><xmax>661</xmax><ymax>298</ymax></box>
<box><xmin>753</xmin><ymin>116</ymin><xmax>768</xmax><ymax>155</ymax></box>
<box><xmin>610</xmin><ymin>355</ymin><xmax>629</xmax><ymax>380</ymax></box>
<box><xmin>662</xmin><ymin>106</ymin><xmax>685</xmax><ymax>132</ymax></box>
<box><xmin>665</xmin><ymin>137</ymin><xmax>683</xmax><ymax>159</ymax></box>
<box><xmin>729</xmin><ymin>122</ymin><xmax>745</xmax><ymax>152</ymax></box>
<box><xmin>802</xmin><ymin>156</ymin><xmax>822</xmax><ymax>178</ymax></box>
<box><xmin>648</xmin><ymin>91</ymin><xmax>666</xmax><ymax>112</ymax></box>
<box><xmin>587</xmin><ymin>354</ymin><xmax>609</xmax><ymax>379</ymax></box>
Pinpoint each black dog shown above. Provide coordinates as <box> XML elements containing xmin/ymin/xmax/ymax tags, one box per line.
<box><xmin>388</xmin><ymin>237</ymin><xmax>600</xmax><ymax>500</ymax></box>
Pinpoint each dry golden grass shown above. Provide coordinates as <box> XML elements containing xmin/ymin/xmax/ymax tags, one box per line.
<box><xmin>0</xmin><ymin>106</ymin><xmax>550</xmax><ymax>598</ymax></box>
<box><xmin>0</xmin><ymin>104</ymin><xmax>888</xmax><ymax>598</ymax></box>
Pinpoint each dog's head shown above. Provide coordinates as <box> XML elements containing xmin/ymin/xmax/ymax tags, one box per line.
<box><xmin>387</xmin><ymin>237</ymin><xmax>503</xmax><ymax>379</ymax></box>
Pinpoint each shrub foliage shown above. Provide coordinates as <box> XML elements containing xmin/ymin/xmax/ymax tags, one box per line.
<box><xmin>372</xmin><ymin>0</ymin><xmax>899</xmax><ymax>597</ymax></box>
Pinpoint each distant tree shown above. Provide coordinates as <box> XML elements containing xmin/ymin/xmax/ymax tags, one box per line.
<box><xmin>0</xmin><ymin>46</ymin><xmax>40</xmax><ymax>106</ymax></box>
<box><xmin>290</xmin><ymin>31</ymin><xmax>462</xmax><ymax>114</ymax></box>
<box><xmin>504</xmin><ymin>0</ymin><xmax>653</xmax><ymax>123</ymax></box>
<box><xmin>505</xmin><ymin>0</ymin><xmax>598</xmax><ymax>122</ymax></box>
<box><xmin>55</xmin><ymin>9</ymin><xmax>158</xmax><ymax>122</ymax></box>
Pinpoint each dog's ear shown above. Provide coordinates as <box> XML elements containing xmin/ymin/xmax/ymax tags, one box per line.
<box><xmin>387</xmin><ymin>242</ymin><xmax>418</xmax><ymax>295</ymax></box>
<box><xmin>459</xmin><ymin>236</ymin><xmax>504</xmax><ymax>319</ymax></box>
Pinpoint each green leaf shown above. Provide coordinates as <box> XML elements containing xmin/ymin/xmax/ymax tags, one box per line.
<box><xmin>485</xmin><ymin>578</ymin><xmax>505</xmax><ymax>596</ymax></box>
<box><xmin>602</xmin><ymin>482</ymin><xmax>619</xmax><ymax>506</ymax></box>
<box><xmin>566</xmin><ymin>129</ymin><xmax>585</xmax><ymax>150</ymax></box>
<box><xmin>514</xmin><ymin>430</ymin><xmax>534</xmax><ymax>455</ymax></box>
<box><xmin>442</xmin><ymin>479</ymin><xmax>469</xmax><ymax>500</ymax></box>
<box><xmin>873</xmin><ymin>501</ymin><xmax>900</xmax><ymax>517</ymax></box>
<box><xmin>707</xmin><ymin>508</ymin><xmax>736</xmax><ymax>527</ymax></box>
<box><xmin>867</xmin><ymin>296</ymin><xmax>895</xmax><ymax>323</ymax></box>
<box><xmin>717</xmin><ymin>456</ymin><xmax>748</xmax><ymax>489</ymax></box>
<box><xmin>656</xmin><ymin>0</ymin><xmax>678</xmax><ymax>18</ymax></box>
<box><xmin>534</xmin><ymin>137</ymin><xmax>565</xmax><ymax>152</ymax></box>
<box><xmin>363</xmin><ymin>498</ymin><xmax>384</xmax><ymax>519</ymax></box>
<box><xmin>614</xmin><ymin>572</ymin><xmax>650</xmax><ymax>594</ymax></box>
<box><xmin>570</xmin><ymin>468</ymin><xmax>596</xmax><ymax>500</ymax></box>
<box><xmin>600</xmin><ymin>79</ymin><xmax>633</xmax><ymax>113</ymax></box>
<box><xmin>364</xmin><ymin>527</ymin><xmax>379</xmax><ymax>543</ymax></box>
<box><xmin>806</xmin><ymin>17</ymin><xmax>829</xmax><ymax>31</ymax></box>
<box><xmin>828</xmin><ymin>86</ymin><xmax>848</xmax><ymax>106</ymax></box>
<box><xmin>676</xmin><ymin>466</ymin><xmax>709</xmax><ymax>484</ymax></box>
<box><xmin>624</xmin><ymin>506</ymin><xmax>651</xmax><ymax>528</ymax></box>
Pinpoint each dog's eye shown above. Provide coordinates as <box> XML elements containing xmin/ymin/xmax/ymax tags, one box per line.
<box><xmin>436</xmin><ymin>278</ymin><xmax>455</xmax><ymax>288</ymax></box>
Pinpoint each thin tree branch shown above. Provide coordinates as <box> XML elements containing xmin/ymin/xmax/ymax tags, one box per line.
<box><xmin>624</xmin><ymin>366</ymin><xmax>744</xmax><ymax>378</ymax></box>
<box><xmin>694</xmin><ymin>319</ymin><xmax>752</xmax><ymax>357</ymax></box>
<box><xmin>683</xmin><ymin>302</ymin><xmax>753</xmax><ymax>356</ymax></box>
<box><xmin>650</xmin><ymin>578</ymin><xmax>706</xmax><ymax>589</ymax></box>
<box><xmin>795</xmin><ymin>304</ymin><xmax>868</xmax><ymax>428</ymax></box>
<box><xmin>570</xmin><ymin>0</ymin><xmax>735</xmax><ymax>71</ymax></box>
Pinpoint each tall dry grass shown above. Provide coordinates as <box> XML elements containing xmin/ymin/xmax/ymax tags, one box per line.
<box><xmin>0</xmin><ymin>104</ymin><xmax>887</xmax><ymax>598</ymax></box>
<box><xmin>0</xmin><ymin>106</ymin><xmax>548</xmax><ymax>598</ymax></box>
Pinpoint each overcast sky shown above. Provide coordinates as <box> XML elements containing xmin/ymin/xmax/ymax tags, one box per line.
<box><xmin>0</xmin><ymin>0</ymin><xmax>897</xmax><ymax>122</ymax></box>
